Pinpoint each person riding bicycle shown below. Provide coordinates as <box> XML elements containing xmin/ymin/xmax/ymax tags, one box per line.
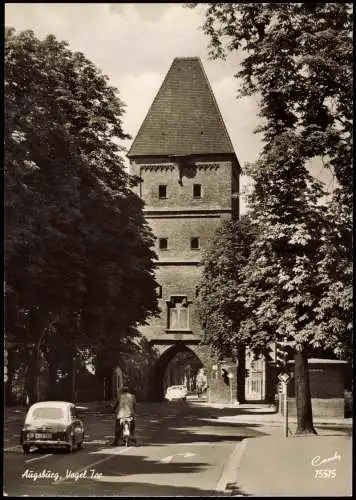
<box><xmin>111</xmin><ymin>385</ymin><xmax>137</xmax><ymax>446</ymax></box>
<box><xmin>196</xmin><ymin>368</ymin><xmax>208</xmax><ymax>398</ymax></box>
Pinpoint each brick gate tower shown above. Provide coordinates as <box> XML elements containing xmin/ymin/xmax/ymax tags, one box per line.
<box><xmin>127</xmin><ymin>57</ymin><xmax>242</xmax><ymax>401</ymax></box>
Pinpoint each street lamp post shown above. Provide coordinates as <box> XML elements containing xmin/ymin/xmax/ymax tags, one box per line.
<box><xmin>210</xmin><ymin>364</ymin><xmax>218</xmax><ymax>403</ymax></box>
<box><xmin>72</xmin><ymin>354</ymin><xmax>77</xmax><ymax>403</ymax></box>
<box><xmin>227</xmin><ymin>372</ymin><xmax>234</xmax><ymax>405</ymax></box>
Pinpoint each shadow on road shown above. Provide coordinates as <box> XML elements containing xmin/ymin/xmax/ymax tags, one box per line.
<box><xmin>132</xmin><ymin>402</ymin><xmax>271</xmax><ymax>446</ymax></box>
<box><xmin>92</xmin><ymin>480</ymin><xmax>251</xmax><ymax>496</ymax></box>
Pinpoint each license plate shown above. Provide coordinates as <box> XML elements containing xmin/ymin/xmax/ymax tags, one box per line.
<box><xmin>35</xmin><ymin>433</ymin><xmax>52</xmax><ymax>439</ymax></box>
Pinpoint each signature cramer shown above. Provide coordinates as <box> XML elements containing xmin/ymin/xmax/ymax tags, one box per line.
<box><xmin>311</xmin><ymin>451</ymin><xmax>342</xmax><ymax>467</ymax></box>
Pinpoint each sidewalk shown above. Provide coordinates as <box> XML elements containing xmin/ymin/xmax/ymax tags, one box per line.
<box><xmin>196</xmin><ymin>402</ymin><xmax>353</xmax><ymax>428</ymax></box>
<box><xmin>228</xmin><ymin>434</ymin><xmax>352</xmax><ymax>497</ymax></box>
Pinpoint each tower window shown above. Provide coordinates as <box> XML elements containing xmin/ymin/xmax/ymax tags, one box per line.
<box><xmin>167</xmin><ymin>296</ymin><xmax>189</xmax><ymax>330</ymax></box>
<box><xmin>191</xmin><ymin>237</ymin><xmax>200</xmax><ymax>250</ymax></box>
<box><xmin>159</xmin><ymin>185</ymin><xmax>167</xmax><ymax>199</ymax></box>
<box><xmin>159</xmin><ymin>238</ymin><xmax>168</xmax><ymax>250</ymax></box>
<box><xmin>193</xmin><ymin>184</ymin><xmax>202</xmax><ymax>198</ymax></box>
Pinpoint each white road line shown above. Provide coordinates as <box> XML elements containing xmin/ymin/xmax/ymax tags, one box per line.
<box><xmin>25</xmin><ymin>453</ymin><xmax>52</xmax><ymax>463</ymax></box>
<box><xmin>53</xmin><ymin>446</ymin><xmax>132</xmax><ymax>485</ymax></box>
<box><xmin>4</xmin><ymin>446</ymin><xmax>22</xmax><ymax>452</ymax></box>
<box><xmin>215</xmin><ymin>439</ymin><xmax>248</xmax><ymax>493</ymax></box>
<box><xmin>83</xmin><ymin>440</ymin><xmax>108</xmax><ymax>445</ymax></box>
<box><xmin>184</xmin><ymin>442</ymin><xmax>218</xmax><ymax>446</ymax></box>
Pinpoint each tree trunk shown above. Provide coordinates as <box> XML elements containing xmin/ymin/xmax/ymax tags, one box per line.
<box><xmin>46</xmin><ymin>346</ymin><xmax>59</xmax><ymax>400</ymax></box>
<box><xmin>294</xmin><ymin>348</ymin><xmax>317</xmax><ymax>435</ymax></box>
<box><xmin>5</xmin><ymin>347</ymin><xmax>16</xmax><ymax>406</ymax></box>
<box><xmin>237</xmin><ymin>347</ymin><xmax>246</xmax><ymax>403</ymax></box>
<box><xmin>25</xmin><ymin>348</ymin><xmax>37</xmax><ymax>405</ymax></box>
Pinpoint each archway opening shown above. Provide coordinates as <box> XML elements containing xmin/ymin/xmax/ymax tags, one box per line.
<box><xmin>150</xmin><ymin>343</ymin><xmax>203</xmax><ymax>401</ymax></box>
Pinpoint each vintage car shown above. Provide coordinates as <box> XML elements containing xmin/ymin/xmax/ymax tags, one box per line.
<box><xmin>165</xmin><ymin>385</ymin><xmax>188</xmax><ymax>401</ymax></box>
<box><xmin>20</xmin><ymin>401</ymin><xmax>85</xmax><ymax>454</ymax></box>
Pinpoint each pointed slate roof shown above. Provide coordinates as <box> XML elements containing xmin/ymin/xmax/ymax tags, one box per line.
<box><xmin>127</xmin><ymin>57</ymin><xmax>236</xmax><ymax>158</ymax></box>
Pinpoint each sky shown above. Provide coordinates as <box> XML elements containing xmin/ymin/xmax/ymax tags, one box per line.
<box><xmin>5</xmin><ymin>3</ymin><xmax>334</xmax><ymax>214</ymax></box>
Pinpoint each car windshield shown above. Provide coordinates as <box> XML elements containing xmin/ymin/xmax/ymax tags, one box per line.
<box><xmin>31</xmin><ymin>407</ymin><xmax>65</xmax><ymax>420</ymax></box>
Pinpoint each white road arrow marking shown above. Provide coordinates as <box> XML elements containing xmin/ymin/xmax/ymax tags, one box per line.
<box><xmin>160</xmin><ymin>452</ymin><xmax>196</xmax><ymax>463</ymax></box>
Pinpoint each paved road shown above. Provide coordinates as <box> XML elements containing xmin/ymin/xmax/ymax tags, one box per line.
<box><xmin>3</xmin><ymin>401</ymin><xmax>273</xmax><ymax>496</ymax></box>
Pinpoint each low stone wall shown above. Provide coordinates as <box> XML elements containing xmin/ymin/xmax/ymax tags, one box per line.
<box><xmin>283</xmin><ymin>359</ymin><xmax>348</xmax><ymax>418</ymax></box>
<box><xmin>282</xmin><ymin>397</ymin><xmax>345</xmax><ymax>419</ymax></box>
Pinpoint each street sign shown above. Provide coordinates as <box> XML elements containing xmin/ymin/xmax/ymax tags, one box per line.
<box><xmin>277</xmin><ymin>372</ymin><xmax>291</xmax><ymax>439</ymax></box>
<box><xmin>227</xmin><ymin>372</ymin><xmax>233</xmax><ymax>379</ymax></box>
<box><xmin>278</xmin><ymin>372</ymin><xmax>291</xmax><ymax>384</ymax></box>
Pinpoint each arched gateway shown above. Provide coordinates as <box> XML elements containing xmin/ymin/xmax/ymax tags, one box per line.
<box><xmin>124</xmin><ymin>57</ymin><xmax>268</xmax><ymax>403</ymax></box>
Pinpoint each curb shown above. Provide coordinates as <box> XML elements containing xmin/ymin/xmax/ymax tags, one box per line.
<box><xmin>213</xmin><ymin>416</ymin><xmax>353</xmax><ymax>428</ymax></box>
<box><xmin>216</xmin><ymin>439</ymin><xmax>248</xmax><ymax>493</ymax></box>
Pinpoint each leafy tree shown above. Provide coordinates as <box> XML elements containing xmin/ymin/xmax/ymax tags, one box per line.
<box><xmin>189</xmin><ymin>3</ymin><xmax>352</xmax><ymax>201</ymax></box>
<box><xmin>5</xmin><ymin>28</ymin><xmax>159</xmax><ymax>401</ymax></box>
<box><xmin>190</xmin><ymin>3</ymin><xmax>352</xmax><ymax>433</ymax></box>
<box><xmin>239</xmin><ymin>136</ymin><xmax>336</xmax><ymax>434</ymax></box>
<box><xmin>313</xmin><ymin>194</ymin><xmax>352</xmax><ymax>361</ymax></box>
<box><xmin>197</xmin><ymin>216</ymin><xmax>256</xmax><ymax>402</ymax></box>
<box><xmin>197</xmin><ymin>216</ymin><xmax>256</xmax><ymax>357</ymax></box>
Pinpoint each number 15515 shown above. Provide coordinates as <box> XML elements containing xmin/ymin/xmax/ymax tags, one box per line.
<box><xmin>315</xmin><ymin>469</ymin><xmax>336</xmax><ymax>479</ymax></box>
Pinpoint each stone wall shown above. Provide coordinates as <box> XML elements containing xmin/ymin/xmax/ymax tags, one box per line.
<box><xmin>284</xmin><ymin>359</ymin><xmax>348</xmax><ymax>418</ymax></box>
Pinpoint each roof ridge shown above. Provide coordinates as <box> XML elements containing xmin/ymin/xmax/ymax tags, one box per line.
<box><xmin>174</xmin><ymin>56</ymin><xmax>200</xmax><ymax>60</ymax></box>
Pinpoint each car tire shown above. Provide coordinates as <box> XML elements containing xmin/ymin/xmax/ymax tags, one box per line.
<box><xmin>23</xmin><ymin>445</ymin><xmax>31</xmax><ymax>454</ymax></box>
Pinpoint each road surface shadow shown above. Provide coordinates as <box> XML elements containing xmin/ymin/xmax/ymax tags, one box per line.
<box><xmin>134</xmin><ymin>403</ymin><xmax>271</xmax><ymax>446</ymax></box>
<box><xmin>4</xmin><ymin>481</ymin><xmax>250</xmax><ymax>497</ymax></box>
<box><xmin>5</xmin><ymin>402</ymin><xmax>275</xmax><ymax>452</ymax></box>
<box><xmin>93</xmin><ymin>481</ymin><xmax>250</xmax><ymax>496</ymax></box>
